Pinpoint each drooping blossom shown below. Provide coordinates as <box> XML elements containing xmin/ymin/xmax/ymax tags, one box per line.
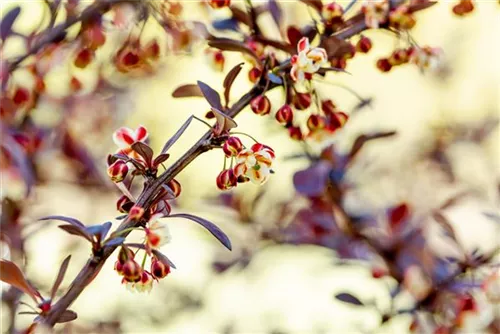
<box><xmin>409</xmin><ymin>46</ymin><xmax>444</xmax><ymax>72</ymax></box>
<box><xmin>145</xmin><ymin>214</ymin><xmax>171</xmax><ymax>253</ymax></box>
<box><xmin>290</xmin><ymin>37</ymin><xmax>328</xmax><ymax>82</ymax></box>
<box><xmin>233</xmin><ymin>143</ymin><xmax>275</xmax><ymax>185</ymax></box>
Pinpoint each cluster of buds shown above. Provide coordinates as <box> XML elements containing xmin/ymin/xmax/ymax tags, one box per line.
<box><xmin>329</xmin><ymin>42</ymin><xmax>357</xmax><ymax>70</ymax></box>
<box><xmin>113</xmin><ymin>39</ymin><xmax>161</xmax><ymax>73</ymax></box>
<box><xmin>291</xmin><ymin>37</ymin><xmax>328</xmax><ymax>83</ymax></box>
<box><xmin>376</xmin><ymin>45</ymin><xmax>441</xmax><ymax>73</ymax></box>
<box><xmin>452</xmin><ymin>0</ymin><xmax>474</xmax><ymax>16</ymax></box>
<box><xmin>204</xmin><ymin>48</ymin><xmax>225</xmax><ymax>72</ymax></box>
<box><xmin>217</xmin><ymin>138</ymin><xmax>275</xmax><ymax>190</ymax></box>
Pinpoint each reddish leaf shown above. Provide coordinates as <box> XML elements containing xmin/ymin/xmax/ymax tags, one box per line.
<box><xmin>0</xmin><ymin>260</ymin><xmax>40</xmax><ymax>302</ymax></box>
<box><xmin>299</xmin><ymin>0</ymin><xmax>323</xmax><ymax>11</ymax></box>
<box><xmin>50</xmin><ymin>255</ymin><xmax>71</xmax><ymax>300</ymax></box>
<box><xmin>223</xmin><ymin>63</ymin><xmax>244</xmax><ymax>107</ymax></box>
<box><xmin>197</xmin><ymin>81</ymin><xmax>223</xmax><ymax>110</ymax></box>
<box><xmin>230</xmin><ymin>6</ymin><xmax>251</xmax><ymax>26</ymax></box>
<box><xmin>153</xmin><ymin>153</ymin><xmax>170</xmax><ymax>167</ymax></box>
<box><xmin>131</xmin><ymin>142</ymin><xmax>153</xmax><ymax>164</ymax></box>
<box><xmin>293</xmin><ymin>162</ymin><xmax>331</xmax><ymax>197</ymax></box>
<box><xmin>167</xmin><ymin>213</ymin><xmax>232</xmax><ymax>250</ymax></box>
<box><xmin>208</xmin><ymin>38</ymin><xmax>260</xmax><ymax>64</ymax></box>
<box><xmin>335</xmin><ymin>292</ymin><xmax>364</xmax><ymax>306</ymax></box>
<box><xmin>161</xmin><ymin>116</ymin><xmax>194</xmax><ymax>154</ymax></box>
<box><xmin>171</xmin><ymin>84</ymin><xmax>203</xmax><ymax>98</ymax></box>
<box><xmin>1</xmin><ymin>136</ymin><xmax>35</xmax><ymax>195</ymax></box>
<box><xmin>349</xmin><ymin>131</ymin><xmax>397</xmax><ymax>160</ymax></box>
<box><xmin>56</xmin><ymin>310</ymin><xmax>77</xmax><ymax>323</ymax></box>
<box><xmin>287</xmin><ymin>26</ymin><xmax>303</xmax><ymax>49</ymax></box>
<box><xmin>1</xmin><ymin>6</ymin><xmax>21</xmax><ymax>41</ymax></box>
<box><xmin>212</xmin><ymin>108</ymin><xmax>237</xmax><ymax>136</ymax></box>
<box><xmin>322</xmin><ymin>36</ymin><xmax>353</xmax><ymax>60</ymax></box>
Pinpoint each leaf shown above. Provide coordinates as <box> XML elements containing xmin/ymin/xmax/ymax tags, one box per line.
<box><xmin>152</xmin><ymin>250</ymin><xmax>177</xmax><ymax>269</ymax></box>
<box><xmin>58</xmin><ymin>225</ymin><xmax>93</xmax><ymax>242</ymax></box>
<box><xmin>212</xmin><ymin>18</ymin><xmax>240</xmax><ymax>32</ymax></box>
<box><xmin>349</xmin><ymin>131</ymin><xmax>397</xmax><ymax>160</ymax></box>
<box><xmin>167</xmin><ymin>213</ymin><xmax>232</xmax><ymax>251</ymax></box>
<box><xmin>268</xmin><ymin>0</ymin><xmax>282</xmax><ymax>28</ymax></box>
<box><xmin>197</xmin><ymin>81</ymin><xmax>223</xmax><ymax>110</ymax></box>
<box><xmin>229</xmin><ymin>6</ymin><xmax>251</xmax><ymax>26</ymax></box>
<box><xmin>153</xmin><ymin>153</ymin><xmax>170</xmax><ymax>166</ymax></box>
<box><xmin>0</xmin><ymin>260</ymin><xmax>39</xmax><ymax>302</ymax></box>
<box><xmin>212</xmin><ymin>108</ymin><xmax>237</xmax><ymax>136</ymax></box>
<box><xmin>293</xmin><ymin>162</ymin><xmax>331</xmax><ymax>196</ymax></box>
<box><xmin>1</xmin><ymin>6</ymin><xmax>21</xmax><ymax>41</ymax></box>
<box><xmin>131</xmin><ymin>142</ymin><xmax>153</xmax><ymax>164</ymax></box>
<box><xmin>56</xmin><ymin>310</ymin><xmax>77</xmax><ymax>323</ymax></box>
<box><xmin>334</xmin><ymin>293</ymin><xmax>364</xmax><ymax>306</ymax></box>
<box><xmin>161</xmin><ymin>116</ymin><xmax>193</xmax><ymax>154</ymax></box>
<box><xmin>39</xmin><ymin>215</ymin><xmax>85</xmax><ymax>228</ymax></box>
<box><xmin>50</xmin><ymin>255</ymin><xmax>71</xmax><ymax>300</ymax></box>
<box><xmin>103</xmin><ymin>237</ymin><xmax>126</xmax><ymax>248</ymax></box>
<box><xmin>409</xmin><ymin>1</ymin><xmax>438</xmax><ymax>12</ymax></box>
<box><xmin>208</xmin><ymin>38</ymin><xmax>260</xmax><ymax>64</ymax></box>
<box><xmin>299</xmin><ymin>0</ymin><xmax>323</xmax><ymax>11</ymax></box>
<box><xmin>85</xmin><ymin>222</ymin><xmax>112</xmax><ymax>241</ymax></box>
<box><xmin>322</xmin><ymin>36</ymin><xmax>354</xmax><ymax>60</ymax></box>
<box><xmin>223</xmin><ymin>63</ymin><xmax>244</xmax><ymax>107</ymax></box>
<box><xmin>1</xmin><ymin>137</ymin><xmax>35</xmax><ymax>195</ymax></box>
<box><xmin>287</xmin><ymin>26</ymin><xmax>303</xmax><ymax>49</ymax></box>
<box><xmin>267</xmin><ymin>73</ymin><xmax>283</xmax><ymax>84</ymax></box>
<box><xmin>172</xmin><ymin>84</ymin><xmax>203</xmax><ymax>98</ymax></box>
<box><xmin>112</xmin><ymin>153</ymin><xmax>145</xmax><ymax>171</ymax></box>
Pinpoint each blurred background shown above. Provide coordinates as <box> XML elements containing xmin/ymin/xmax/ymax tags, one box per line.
<box><xmin>1</xmin><ymin>1</ymin><xmax>499</xmax><ymax>333</ymax></box>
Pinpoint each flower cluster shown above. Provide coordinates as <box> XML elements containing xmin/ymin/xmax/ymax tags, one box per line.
<box><xmin>216</xmin><ymin>138</ymin><xmax>275</xmax><ymax>190</ymax></box>
<box><xmin>376</xmin><ymin>45</ymin><xmax>443</xmax><ymax>73</ymax></box>
<box><xmin>291</xmin><ymin>37</ymin><xmax>328</xmax><ymax>83</ymax></box>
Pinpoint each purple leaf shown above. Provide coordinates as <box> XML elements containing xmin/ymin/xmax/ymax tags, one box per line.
<box><xmin>197</xmin><ymin>81</ymin><xmax>223</xmax><ymax>110</ymax></box>
<box><xmin>0</xmin><ymin>260</ymin><xmax>40</xmax><ymax>302</ymax></box>
<box><xmin>349</xmin><ymin>131</ymin><xmax>397</xmax><ymax>160</ymax></box>
<box><xmin>152</xmin><ymin>250</ymin><xmax>177</xmax><ymax>269</ymax></box>
<box><xmin>172</xmin><ymin>84</ymin><xmax>203</xmax><ymax>98</ymax></box>
<box><xmin>103</xmin><ymin>237</ymin><xmax>125</xmax><ymax>248</ymax></box>
<box><xmin>212</xmin><ymin>18</ymin><xmax>240</xmax><ymax>31</ymax></box>
<box><xmin>335</xmin><ymin>293</ymin><xmax>364</xmax><ymax>306</ymax></box>
<box><xmin>223</xmin><ymin>63</ymin><xmax>244</xmax><ymax>107</ymax></box>
<box><xmin>1</xmin><ymin>6</ymin><xmax>21</xmax><ymax>41</ymax></box>
<box><xmin>56</xmin><ymin>310</ymin><xmax>77</xmax><ymax>323</ymax></box>
<box><xmin>1</xmin><ymin>136</ymin><xmax>35</xmax><ymax>195</ymax></box>
<box><xmin>131</xmin><ymin>142</ymin><xmax>153</xmax><ymax>164</ymax></box>
<box><xmin>153</xmin><ymin>153</ymin><xmax>170</xmax><ymax>166</ymax></box>
<box><xmin>58</xmin><ymin>225</ymin><xmax>93</xmax><ymax>242</ymax></box>
<box><xmin>112</xmin><ymin>153</ymin><xmax>145</xmax><ymax>171</ymax></box>
<box><xmin>208</xmin><ymin>38</ymin><xmax>260</xmax><ymax>64</ymax></box>
<box><xmin>167</xmin><ymin>213</ymin><xmax>232</xmax><ymax>250</ymax></box>
<box><xmin>299</xmin><ymin>0</ymin><xmax>322</xmax><ymax>11</ymax></box>
<box><xmin>268</xmin><ymin>0</ymin><xmax>282</xmax><ymax>28</ymax></box>
<box><xmin>212</xmin><ymin>108</ymin><xmax>237</xmax><ymax>136</ymax></box>
<box><xmin>293</xmin><ymin>162</ymin><xmax>331</xmax><ymax>196</ymax></box>
<box><xmin>161</xmin><ymin>116</ymin><xmax>193</xmax><ymax>154</ymax></box>
<box><xmin>50</xmin><ymin>255</ymin><xmax>71</xmax><ymax>300</ymax></box>
<box><xmin>39</xmin><ymin>215</ymin><xmax>85</xmax><ymax>228</ymax></box>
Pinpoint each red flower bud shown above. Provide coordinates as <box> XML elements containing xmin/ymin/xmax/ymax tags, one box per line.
<box><xmin>129</xmin><ymin>205</ymin><xmax>145</xmax><ymax>220</ymax></box>
<box><xmin>388</xmin><ymin>49</ymin><xmax>409</xmax><ymax>66</ymax></box>
<box><xmin>307</xmin><ymin>115</ymin><xmax>327</xmax><ymax>131</ymax></box>
<box><xmin>321</xmin><ymin>99</ymin><xmax>337</xmax><ymax>116</ymax></box>
<box><xmin>121</xmin><ymin>259</ymin><xmax>142</xmax><ymax>282</ymax></box>
<box><xmin>250</xmin><ymin>95</ymin><xmax>271</xmax><ymax>115</ymax></box>
<box><xmin>118</xmin><ymin>246</ymin><xmax>135</xmax><ymax>264</ymax></box>
<box><xmin>223</xmin><ymin>136</ymin><xmax>243</xmax><ymax>157</ymax></box>
<box><xmin>208</xmin><ymin>0</ymin><xmax>231</xmax><ymax>9</ymax></box>
<box><xmin>288</xmin><ymin>126</ymin><xmax>303</xmax><ymax>141</ymax></box>
<box><xmin>330</xmin><ymin>57</ymin><xmax>347</xmax><ymax>70</ymax></box>
<box><xmin>376</xmin><ymin>58</ymin><xmax>392</xmax><ymax>72</ymax></box>
<box><xmin>343</xmin><ymin>43</ymin><xmax>356</xmax><ymax>60</ymax></box>
<box><xmin>293</xmin><ymin>92</ymin><xmax>311</xmax><ymax>110</ymax></box>
<box><xmin>275</xmin><ymin>104</ymin><xmax>294</xmax><ymax>126</ymax></box>
<box><xmin>12</xmin><ymin>87</ymin><xmax>30</xmax><ymax>105</ymax></box>
<box><xmin>151</xmin><ymin>257</ymin><xmax>171</xmax><ymax>279</ymax></box>
<box><xmin>38</xmin><ymin>301</ymin><xmax>51</xmax><ymax>313</ymax></box>
<box><xmin>114</xmin><ymin>260</ymin><xmax>123</xmax><ymax>274</ymax></box>
<box><xmin>82</xmin><ymin>22</ymin><xmax>106</xmax><ymax>50</ymax></box>
<box><xmin>216</xmin><ymin>169</ymin><xmax>237</xmax><ymax>190</ymax></box>
<box><xmin>329</xmin><ymin>111</ymin><xmax>349</xmax><ymax>130</ymax></box>
<box><xmin>74</xmin><ymin>48</ymin><xmax>95</xmax><ymax>69</ymax></box>
<box><xmin>116</xmin><ymin>195</ymin><xmax>134</xmax><ymax>213</ymax></box>
<box><xmin>143</xmin><ymin>39</ymin><xmax>161</xmax><ymax>60</ymax></box>
<box><xmin>70</xmin><ymin>77</ymin><xmax>82</xmax><ymax>92</ymax></box>
<box><xmin>322</xmin><ymin>2</ymin><xmax>344</xmax><ymax>23</ymax></box>
<box><xmin>107</xmin><ymin>160</ymin><xmax>128</xmax><ymax>183</ymax></box>
<box><xmin>248</xmin><ymin>67</ymin><xmax>262</xmax><ymax>83</ymax></box>
<box><xmin>205</xmin><ymin>48</ymin><xmax>225</xmax><ymax>72</ymax></box>
<box><xmin>356</xmin><ymin>36</ymin><xmax>372</xmax><ymax>53</ymax></box>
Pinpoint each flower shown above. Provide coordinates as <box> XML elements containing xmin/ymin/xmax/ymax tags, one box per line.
<box><xmin>409</xmin><ymin>46</ymin><xmax>444</xmax><ymax>72</ymax></box>
<box><xmin>112</xmin><ymin>125</ymin><xmax>149</xmax><ymax>158</ymax></box>
<box><xmin>293</xmin><ymin>92</ymin><xmax>312</xmax><ymax>110</ymax></box>
<box><xmin>151</xmin><ymin>257</ymin><xmax>171</xmax><ymax>279</ymax></box>
<box><xmin>223</xmin><ymin>137</ymin><xmax>243</xmax><ymax>157</ymax></box>
<box><xmin>356</xmin><ymin>36</ymin><xmax>373</xmax><ymax>53</ymax></box>
<box><xmin>234</xmin><ymin>143</ymin><xmax>275</xmax><ymax>185</ymax></box>
<box><xmin>275</xmin><ymin>104</ymin><xmax>294</xmax><ymax>126</ymax></box>
<box><xmin>250</xmin><ymin>95</ymin><xmax>271</xmax><ymax>115</ymax></box>
<box><xmin>121</xmin><ymin>259</ymin><xmax>142</xmax><ymax>282</ymax></box>
<box><xmin>134</xmin><ymin>271</ymin><xmax>154</xmax><ymax>293</ymax></box>
<box><xmin>216</xmin><ymin>169</ymin><xmax>237</xmax><ymax>190</ymax></box>
<box><xmin>208</xmin><ymin>0</ymin><xmax>231</xmax><ymax>9</ymax></box>
<box><xmin>145</xmin><ymin>214</ymin><xmax>171</xmax><ymax>252</ymax></box>
<box><xmin>290</xmin><ymin>37</ymin><xmax>328</xmax><ymax>82</ymax></box>
<box><xmin>362</xmin><ymin>0</ymin><xmax>389</xmax><ymax>29</ymax></box>
<box><xmin>107</xmin><ymin>160</ymin><xmax>128</xmax><ymax>183</ymax></box>
<box><xmin>204</xmin><ymin>48</ymin><xmax>225</xmax><ymax>72</ymax></box>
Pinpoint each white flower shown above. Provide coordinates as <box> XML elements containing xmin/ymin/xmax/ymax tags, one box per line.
<box><xmin>145</xmin><ymin>214</ymin><xmax>171</xmax><ymax>252</ymax></box>
<box><xmin>233</xmin><ymin>143</ymin><xmax>275</xmax><ymax>185</ymax></box>
<box><xmin>290</xmin><ymin>37</ymin><xmax>328</xmax><ymax>82</ymax></box>
<box><xmin>410</xmin><ymin>46</ymin><xmax>444</xmax><ymax>72</ymax></box>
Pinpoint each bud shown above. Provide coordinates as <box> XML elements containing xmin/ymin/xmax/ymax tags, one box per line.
<box><xmin>356</xmin><ymin>36</ymin><xmax>372</xmax><ymax>53</ymax></box>
<box><xmin>38</xmin><ymin>301</ymin><xmax>51</xmax><ymax>313</ymax></box>
<box><xmin>129</xmin><ymin>205</ymin><xmax>145</xmax><ymax>220</ymax></box>
<box><xmin>329</xmin><ymin>111</ymin><xmax>349</xmax><ymax>130</ymax></box>
<box><xmin>114</xmin><ymin>260</ymin><xmax>123</xmax><ymax>274</ymax></box>
<box><xmin>388</xmin><ymin>49</ymin><xmax>409</xmax><ymax>66</ymax></box>
<box><xmin>12</xmin><ymin>87</ymin><xmax>30</xmax><ymax>105</ymax></box>
<box><xmin>107</xmin><ymin>160</ymin><xmax>128</xmax><ymax>183</ymax></box>
<box><xmin>165</xmin><ymin>179</ymin><xmax>182</xmax><ymax>198</ymax></box>
<box><xmin>70</xmin><ymin>77</ymin><xmax>82</xmax><ymax>92</ymax></box>
<box><xmin>342</xmin><ymin>43</ymin><xmax>356</xmax><ymax>60</ymax></box>
<box><xmin>275</xmin><ymin>104</ymin><xmax>294</xmax><ymax>126</ymax></box>
<box><xmin>246</xmin><ymin>40</ymin><xmax>265</xmax><ymax>58</ymax></box>
<box><xmin>74</xmin><ymin>48</ymin><xmax>95</xmax><ymax>69</ymax></box>
<box><xmin>121</xmin><ymin>259</ymin><xmax>142</xmax><ymax>282</ymax></box>
<box><xmin>248</xmin><ymin>67</ymin><xmax>262</xmax><ymax>83</ymax></box>
<box><xmin>322</xmin><ymin>2</ymin><xmax>344</xmax><ymax>23</ymax></box>
<box><xmin>205</xmin><ymin>48</ymin><xmax>225</xmax><ymax>72</ymax></box>
<box><xmin>208</xmin><ymin>0</ymin><xmax>231</xmax><ymax>9</ymax></box>
<box><xmin>118</xmin><ymin>246</ymin><xmax>135</xmax><ymax>264</ymax></box>
<box><xmin>116</xmin><ymin>195</ymin><xmax>134</xmax><ymax>213</ymax></box>
<box><xmin>143</xmin><ymin>39</ymin><xmax>160</xmax><ymax>60</ymax></box>
<box><xmin>453</xmin><ymin>0</ymin><xmax>474</xmax><ymax>16</ymax></box>
<box><xmin>223</xmin><ymin>137</ymin><xmax>243</xmax><ymax>157</ymax></box>
<box><xmin>151</xmin><ymin>257</ymin><xmax>171</xmax><ymax>279</ymax></box>
<box><xmin>216</xmin><ymin>169</ymin><xmax>237</xmax><ymax>190</ymax></box>
<box><xmin>371</xmin><ymin>267</ymin><xmax>387</xmax><ymax>279</ymax></box>
<box><xmin>293</xmin><ymin>92</ymin><xmax>311</xmax><ymax>110</ymax></box>
<box><xmin>376</xmin><ymin>58</ymin><xmax>392</xmax><ymax>72</ymax></box>
<box><xmin>330</xmin><ymin>57</ymin><xmax>347</xmax><ymax>70</ymax></box>
<box><xmin>321</xmin><ymin>99</ymin><xmax>337</xmax><ymax>116</ymax></box>
<box><xmin>307</xmin><ymin>115</ymin><xmax>327</xmax><ymax>131</ymax></box>
<box><xmin>250</xmin><ymin>95</ymin><xmax>271</xmax><ymax>116</ymax></box>
<box><xmin>288</xmin><ymin>126</ymin><xmax>303</xmax><ymax>141</ymax></box>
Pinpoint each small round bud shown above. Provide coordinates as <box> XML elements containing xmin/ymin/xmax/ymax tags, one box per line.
<box><xmin>223</xmin><ymin>137</ymin><xmax>243</xmax><ymax>157</ymax></box>
<box><xmin>151</xmin><ymin>257</ymin><xmax>171</xmax><ymax>279</ymax></box>
<box><xmin>205</xmin><ymin>48</ymin><xmax>225</xmax><ymax>72</ymax></box>
<box><xmin>376</xmin><ymin>58</ymin><xmax>392</xmax><ymax>72</ymax></box>
<box><xmin>121</xmin><ymin>259</ymin><xmax>142</xmax><ymax>282</ymax></box>
<box><xmin>216</xmin><ymin>169</ymin><xmax>237</xmax><ymax>190</ymax></box>
<box><xmin>12</xmin><ymin>87</ymin><xmax>30</xmax><ymax>105</ymax></box>
<box><xmin>293</xmin><ymin>92</ymin><xmax>311</xmax><ymax>110</ymax></box>
<box><xmin>275</xmin><ymin>104</ymin><xmax>294</xmax><ymax>126</ymax></box>
<box><xmin>288</xmin><ymin>126</ymin><xmax>303</xmax><ymax>141</ymax></box>
<box><xmin>452</xmin><ymin>0</ymin><xmax>474</xmax><ymax>16</ymax></box>
<box><xmin>388</xmin><ymin>49</ymin><xmax>409</xmax><ymax>66</ymax></box>
<box><xmin>107</xmin><ymin>160</ymin><xmax>129</xmax><ymax>183</ymax></box>
<box><xmin>356</xmin><ymin>36</ymin><xmax>372</xmax><ymax>53</ymax></box>
<box><xmin>307</xmin><ymin>115</ymin><xmax>327</xmax><ymax>131</ymax></box>
<box><xmin>248</xmin><ymin>67</ymin><xmax>262</xmax><ymax>83</ymax></box>
<box><xmin>250</xmin><ymin>95</ymin><xmax>271</xmax><ymax>116</ymax></box>
<box><xmin>321</xmin><ymin>99</ymin><xmax>337</xmax><ymax>116</ymax></box>
<box><xmin>329</xmin><ymin>111</ymin><xmax>349</xmax><ymax>130</ymax></box>
<box><xmin>74</xmin><ymin>48</ymin><xmax>95</xmax><ymax>69</ymax></box>
<box><xmin>342</xmin><ymin>43</ymin><xmax>356</xmax><ymax>60</ymax></box>
<box><xmin>129</xmin><ymin>205</ymin><xmax>145</xmax><ymax>220</ymax></box>
<box><xmin>330</xmin><ymin>57</ymin><xmax>347</xmax><ymax>70</ymax></box>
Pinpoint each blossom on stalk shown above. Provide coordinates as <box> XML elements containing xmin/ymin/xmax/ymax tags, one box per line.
<box><xmin>151</xmin><ymin>257</ymin><xmax>171</xmax><ymax>279</ymax></box>
<box><xmin>362</xmin><ymin>0</ymin><xmax>389</xmax><ymax>29</ymax></box>
<box><xmin>145</xmin><ymin>214</ymin><xmax>171</xmax><ymax>253</ymax></box>
<box><xmin>409</xmin><ymin>46</ymin><xmax>444</xmax><ymax>72</ymax></box>
<box><xmin>112</xmin><ymin>125</ymin><xmax>149</xmax><ymax>158</ymax></box>
<box><xmin>223</xmin><ymin>137</ymin><xmax>243</xmax><ymax>157</ymax></box>
<box><xmin>216</xmin><ymin>169</ymin><xmax>237</xmax><ymax>190</ymax></box>
<box><xmin>233</xmin><ymin>143</ymin><xmax>275</xmax><ymax>185</ymax></box>
<box><xmin>290</xmin><ymin>38</ymin><xmax>328</xmax><ymax>82</ymax></box>
<box><xmin>107</xmin><ymin>160</ymin><xmax>128</xmax><ymax>183</ymax></box>
<box><xmin>134</xmin><ymin>271</ymin><xmax>154</xmax><ymax>293</ymax></box>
